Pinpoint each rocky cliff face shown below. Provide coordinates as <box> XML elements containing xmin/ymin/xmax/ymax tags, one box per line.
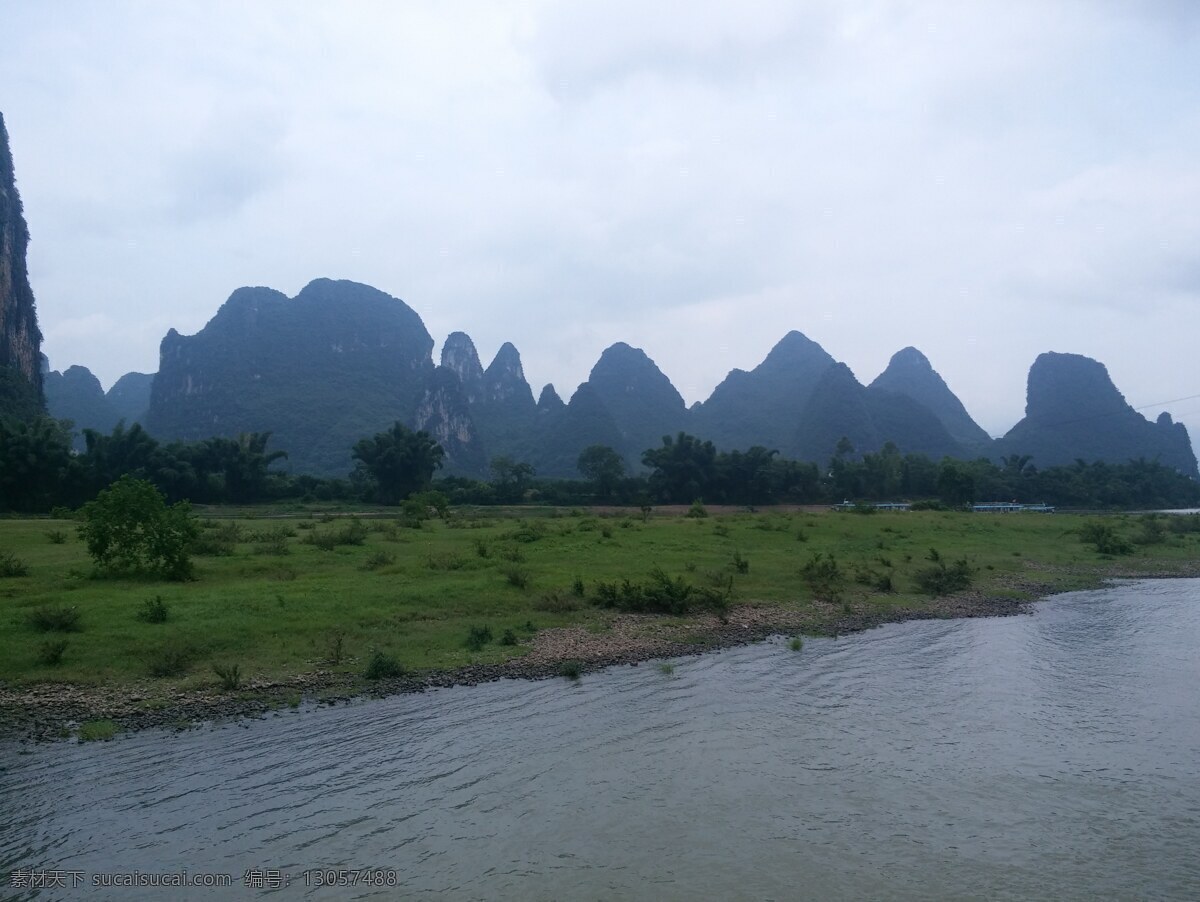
<box><xmin>0</xmin><ymin>112</ymin><xmax>43</xmax><ymax>420</ymax></box>
<box><xmin>996</xmin><ymin>352</ymin><xmax>1198</xmax><ymax>477</ymax></box>
<box><xmin>441</xmin><ymin>331</ymin><xmax>485</xmax><ymax>404</ymax></box>
<box><xmin>414</xmin><ymin>366</ymin><xmax>487</xmax><ymax>475</ymax></box>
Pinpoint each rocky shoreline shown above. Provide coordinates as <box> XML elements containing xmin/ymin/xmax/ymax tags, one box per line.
<box><xmin>3</xmin><ymin>565</ymin><xmax>1197</xmax><ymax>743</ymax></box>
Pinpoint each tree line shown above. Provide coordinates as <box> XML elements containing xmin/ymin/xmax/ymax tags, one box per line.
<box><xmin>1</xmin><ymin>415</ymin><xmax>1196</xmax><ymax>513</ymax></box>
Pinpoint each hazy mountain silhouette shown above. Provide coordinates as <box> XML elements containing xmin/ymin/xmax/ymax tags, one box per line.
<box><xmin>869</xmin><ymin>347</ymin><xmax>992</xmax><ymax>450</ymax></box>
<box><xmin>996</xmin><ymin>352</ymin><xmax>1198</xmax><ymax>477</ymax></box>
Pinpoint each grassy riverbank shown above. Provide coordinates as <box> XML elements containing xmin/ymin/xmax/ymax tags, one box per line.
<box><xmin>2</xmin><ymin>506</ymin><xmax>1199</xmax><ymax>736</ymax></box>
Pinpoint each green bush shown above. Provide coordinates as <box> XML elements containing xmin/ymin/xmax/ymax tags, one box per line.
<box><xmin>0</xmin><ymin>551</ymin><xmax>29</xmax><ymax>577</ymax></box>
<box><xmin>801</xmin><ymin>553</ymin><xmax>845</xmax><ymax>602</ymax></box>
<box><xmin>534</xmin><ymin>590</ymin><xmax>579</xmax><ymax>613</ymax></box>
<box><xmin>36</xmin><ymin>639</ymin><xmax>69</xmax><ymax>666</ymax></box>
<box><xmin>29</xmin><ymin>605</ymin><xmax>81</xmax><ymax>632</ymax></box>
<box><xmin>1079</xmin><ymin>521</ymin><xmax>1134</xmax><ymax>556</ymax></box>
<box><xmin>427</xmin><ymin>552</ymin><xmax>467</xmax><ymax>570</ymax></box>
<box><xmin>914</xmin><ymin>558</ymin><xmax>974</xmax><ymax>596</ymax></box>
<box><xmin>45</xmin><ymin>529</ymin><xmax>68</xmax><ymax>545</ymax></box>
<box><xmin>189</xmin><ymin>534</ymin><xmax>236</xmax><ymax>556</ymax></box>
<box><xmin>1133</xmin><ymin>516</ymin><xmax>1167</xmax><ymax>546</ymax></box>
<box><xmin>502</xmin><ymin>565</ymin><xmax>530</xmax><ymax>589</ymax></box>
<box><xmin>500</xmin><ymin>629</ymin><xmax>519</xmax><ymax>646</ymax></box>
<box><xmin>593</xmin><ymin>567</ymin><xmax>730</xmax><ymax>616</ymax></box>
<box><xmin>686</xmin><ymin>499</ymin><xmax>708</xmax><ymax>519</ymax></box>
<box><xmin>147</xmin><ymin>641</ymin><xmax>192</xmax><ymax>677</ymax></box>
<box><xmin>464</xmin><ymin>624</ymin><xmax>494</xmax><ymax>651</ymax></box>
<box><xmin>731</xmin><ymin>551</ymin><xmax>750</xmax><ymax>574</ymax></box>
<box><xmin>359</xmin><ymin>550</ymin><xmax>396</xmax><ymax>571</ymax></box>
<box><xmin>560</xmin><ymin>660</ymin><xmax>582</xmax><ymax>680</ymax></box>
<box><xmin>363</xmin><ymin>650</ymin><xmax>404</xmax><ymax>680</ymax></box>
<box><xmin>508</xmin><ymin>521</ymin><xmax>547</xmax><ymax>543</ymax></box>
<box><xmin>78</xmin><ymin>476</ymin><xmax>199</xmax><ymax>580</ymax></box>
<box><xmin>136</xmin><ymin>596</ymin><xmax>169</xmax><ymax>624</ymax></box>
<box><xmin>212</xmin><ymin>662</ymin><xmax>243</xmax><ymax>691</ymax></box>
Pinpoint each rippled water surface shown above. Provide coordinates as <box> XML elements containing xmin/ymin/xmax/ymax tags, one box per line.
<box><xmin>3</xmin><ymin>579</ymin><xmax>1199</xmax><ymax>900</ymax></box>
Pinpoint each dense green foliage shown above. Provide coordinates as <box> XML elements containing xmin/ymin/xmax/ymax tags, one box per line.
<box><xmin>351</xmin><ymin>422</ymin><xmax>445</xmax><ymax>505</ymax></box>
<box><xmin>77</xmin><ymin>476</ymin><xmax>199</xmax><ymax>580</ymax></box>
<box><xmin>1</xmin><ymin>413</ymin><xmax>1196</xmax><ymax>515</ymax></box>
<box><xmin>577</xmin><ymin>444</ymin><xmax>626</xmax><ymax>500</ymax></box>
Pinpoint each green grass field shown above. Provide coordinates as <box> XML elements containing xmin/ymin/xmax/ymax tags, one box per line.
<box><xmin>2</xmin><ymin>506</ymin><xmax>1198</xmax><ymax>695</ymax></box>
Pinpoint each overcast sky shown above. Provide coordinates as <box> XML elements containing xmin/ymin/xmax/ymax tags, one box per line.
<box><xmin>3</xmin><ymin>0</ymin><xmax>1199</xmax><ymax>446</ymax></box>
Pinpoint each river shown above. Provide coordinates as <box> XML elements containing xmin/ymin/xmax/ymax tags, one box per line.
<box><xmin>3</xmin><ymin>578</ymin><xmax>1199</xmax><ymax>900</ymax></box>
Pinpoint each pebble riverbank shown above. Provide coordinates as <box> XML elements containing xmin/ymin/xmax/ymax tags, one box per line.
<box><xmin>3</xmin><ymin>563</ymin><xmax>1197</xmax><ymax>743</ymax></box>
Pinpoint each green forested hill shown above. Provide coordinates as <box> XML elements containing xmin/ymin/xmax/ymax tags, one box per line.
<box><xmin>145</xmin><ymin>279</ymin><xmax>435</xmax><ymax>475</ymax></box>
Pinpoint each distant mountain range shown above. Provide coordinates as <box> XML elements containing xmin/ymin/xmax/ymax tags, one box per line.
<box><xmin>42</xmin><ymin>279</ymin><xmax>1199</xmax><ymax>481</ymax></box>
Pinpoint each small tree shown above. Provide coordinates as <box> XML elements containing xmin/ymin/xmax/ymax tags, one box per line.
<box><xmin>352</xmin><ymin>423</ymin><xmax>445</xmax><ymax>505</ymax></box>
<box><xmin>577</xmin><ymin>445</ymin><xmax>625</xmax><ymax>500</ymax></box>
<box><xmin>77</xmin><ymin>476</ymin><xmax>199</xmax><ymax>580</ymax></box>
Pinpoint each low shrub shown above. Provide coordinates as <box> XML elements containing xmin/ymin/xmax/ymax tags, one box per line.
<box><xmin>498</xmin><ymin>545</ymin><xmax>526</xmax><ymax>563</ymax></box>
<box><xmin>1133</xmin><ymin>515</ymin><xmax>1167</xmax><ymax>546</ymax></box>
<box><xmin>534</xmin><ymin>590</ymin><xmax>579</xmax><ymax>613</ymax></box>
<box><xmin>473</xmin><ymin>538</ymin><xmax>491</xmax><ymax>559</ymax></box>
<box><xmin>146</xmin><ymin>642</ymin><xmax>191</xmax><ymax>678</ymax></box>
<box><xmin>190</xmin><ymin>534</ymin><xmax>236</xmax><ymax>556</ymax></box>
<box><xmin>505</xmin><ymin>566</ymin><xmax>532</xmax><ymax>589</ymax></box>
<box><xmin>36</xmin><ymin>639</ymin><xmax>69</xmax><ymax>666</ymax></box>
<box><xmin>731</xmin><ymin>551</ymin><xmax>750</xmax><ymax>574</ymax></box>
<box><xmin>686</xmin><ymin>499</ymin><xmax>708</xmax><ymax>519</ymax></box>
<box><xmin>304</xmin><ymin>519</ymin><xmax>369</xmax><ymax>550</ymax></box>
<box><xmin>0</xmin><ymin>551</ymin><xmax>30</xmax><ymax>577</ymax></box>
<box><xmin>593</xmin><ymin>567</ymin><xmax>731</xmax><ymax>616</ymax></box>
<box><xmin>363</xmin><ymin>650</ymin><xmax>404</xmax><ymax>680</ymax></box>
<box><xmin>1079</xmin><ymin>521</ymin><xmax>1134</xmax><ymax>556</ymax></box>
<box><xmin>360</xmin><ymin>550</ymin><xmax>397</xmax><ymax>571</ymax></box>
<box><xmin>465</xmin><ymin>624</ymin><xmax>494</xmax><ymax>651</ymax></box>
<box><xmin>136</xmin><ymin>596</ymin><xmax>169</xmax><ymax>624</ymax></box>
<box><xmin>789</xmin><ymin>637</ymin><xmax>803</xmax><ymax>651</ymax></box>
<box><xmin>800</xmin><ymin>553</ymin><xmax>845</xmax><ymax>603</ymax></box>
<box><xmin>508</xmin><ymin>521</ymin><xmax>547</xmax><ymax>543</ymax></box>
<box><xmin>29</xmin><ymin>605</ymin><xmax>81</xmax><ymax>632</ymax></box>
<box><xmin>914</xmin><ymin>558</ymin><xmax>974</xmax><ymax>596</ymax></box>
<box><xmin>212</xmin><ymin>662</ymin><xmax>243</xmax><ymax>691</ymax></box>
<box><xmin>45</xmin><ymin>529</ymin><xmax>68</xmax><ymax>545</ymax></box>
<box><xmin>326</xmin><ymin>631</ymin><xmax>346</xmax><ymax>665</ymax></box>
<box><xmin>500</xmin><ymin>629</ymin><xmax>519</xmax><ymax>646</ymax></box>
<box><xmin>426</xmin><ymin>552</ymin><xmax>467</xmax><ymax>571</ymax></box>
<box><xmin>560</xmin><ymin>660</ymin><xmax>582</xmax><ymax>680</ymax></box>
<box><xmin>572</xmin><ymin>575</ymin><xmax>585</xmax><ymax>596</ymax></box>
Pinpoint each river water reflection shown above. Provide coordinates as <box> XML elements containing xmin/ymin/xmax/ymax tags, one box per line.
<box><xmin>3</xmin><ymin>579</ymin><xmax>1198</xmax><ymax>900</ymax></box>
